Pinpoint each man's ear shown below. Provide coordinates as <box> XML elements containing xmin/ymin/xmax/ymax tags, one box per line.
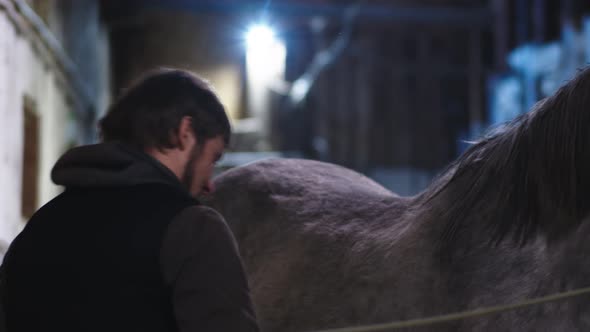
<box><xmin>177</xmin><ymin>116</ymin><xmax>196</xmax><ymax>151</ymax></box>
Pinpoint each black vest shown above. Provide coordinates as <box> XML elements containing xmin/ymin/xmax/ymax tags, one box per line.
<box><xmin>2</xmin><ymin>183</ymin><xmax>197</xmax><ymax>332</ymax></box>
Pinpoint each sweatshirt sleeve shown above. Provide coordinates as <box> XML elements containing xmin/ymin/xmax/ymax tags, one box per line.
<box><xmin>160</xmin><ymin>205</ymin><xmax>259</xmax><ymax>332</ymax></box>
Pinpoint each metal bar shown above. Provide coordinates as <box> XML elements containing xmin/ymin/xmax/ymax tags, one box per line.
<box><xmin>0</xmin><ymin>0</ymin><xmax>94</xmax><ymax>118</ymax></box>
<box><xmin>131</xmin><ymin>0</ymin><xmax>491</xmax><ymax>25</ymax></box>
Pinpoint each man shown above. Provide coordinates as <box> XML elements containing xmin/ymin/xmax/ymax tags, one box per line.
<box><xmin>0</xmin><ymin>69</ymin><xmax>259</xmax><ymax>332</ymax></box>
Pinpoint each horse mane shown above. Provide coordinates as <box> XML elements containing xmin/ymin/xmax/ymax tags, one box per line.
<box><xmin>421</xmin><ymin>67</ymin><xmax>590</xmax><ymax>246</ymax></box>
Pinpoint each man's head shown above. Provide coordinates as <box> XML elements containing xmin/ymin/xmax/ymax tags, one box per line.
<box><xmin>99</xmin><ymin>68</ymin><xmax>230</xmax><ymax>196</ymax></box>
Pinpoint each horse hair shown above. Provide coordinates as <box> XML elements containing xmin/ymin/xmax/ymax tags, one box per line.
<box><xmin>422</xmin><ymin>67</ymin><xmax>590</xmax><ymax>246</ymax></box>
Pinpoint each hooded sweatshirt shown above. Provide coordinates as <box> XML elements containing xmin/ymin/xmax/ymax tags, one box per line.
<box><xmin>0</xmin><ymin>142</ymin><xmax>259</xmax><ymax>332</ymax></box>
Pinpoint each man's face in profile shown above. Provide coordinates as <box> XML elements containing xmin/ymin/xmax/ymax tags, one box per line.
<box><xmin>181</xmin><ymin>135</ymin><xmax>224</xmax><ymax>197</ymax></box>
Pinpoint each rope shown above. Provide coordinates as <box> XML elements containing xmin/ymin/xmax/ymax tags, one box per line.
<box><xmin>311</xmin><ymin>286</ymin><xmax>590</xmax><ymax>332</ymax></box>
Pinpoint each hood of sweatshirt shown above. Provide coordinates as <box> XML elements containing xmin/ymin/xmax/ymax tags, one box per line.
<box><xmin>51</xmin><ymin>142</ymin><xmax>186</xmax><ymax>192</ymax></box>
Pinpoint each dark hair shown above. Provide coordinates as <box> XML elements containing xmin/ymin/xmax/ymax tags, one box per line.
<box><xmin>99</xmin><ymin>68</ymin><xmax>231</xmax><ymax>149</ymax></box>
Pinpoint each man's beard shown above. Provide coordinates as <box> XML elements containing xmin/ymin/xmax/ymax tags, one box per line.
<box><xmin>181</xmin><ymin>143</ymin><xmax>201</xmax><ymax>193</ymax></box>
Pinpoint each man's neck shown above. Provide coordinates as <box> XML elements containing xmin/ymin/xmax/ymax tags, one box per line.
<box><xmin>145</xmin><ymin>147</ymin><xmax>185</xmax><ymax>181</ymax></box>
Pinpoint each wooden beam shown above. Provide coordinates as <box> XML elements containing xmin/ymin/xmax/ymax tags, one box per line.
<box><xmin>533</xmin><ymin>0</ymin><xmax>547</xmax><ymax>42</ymax></box>
<box><xmin>515</xmin><ymin>0</ymin><xmax>531</xmax><ymax>44</ymax></box>
<box><xmin>492</xmin><ymin>0</ymin><xmax>509</xmax><ymax>71</ymax></box>
<box><xmin>353</xmin><ymin>35</ymin><xmax>372</xmax><ymax>171</ymax></box>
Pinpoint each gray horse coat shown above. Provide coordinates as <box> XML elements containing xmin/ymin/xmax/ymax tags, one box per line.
<box><xmin>206</xmin><ymin>67</ymin><xmax>590</xmax><ymax>331</ymax></box>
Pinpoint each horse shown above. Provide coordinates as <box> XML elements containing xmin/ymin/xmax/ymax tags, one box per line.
<box><xmin>204</xmin><ymin>67</ymin><xmax>590</xmax><ymax>331</ymax></box>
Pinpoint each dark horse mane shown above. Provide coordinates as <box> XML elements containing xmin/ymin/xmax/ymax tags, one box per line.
<box><xmin>422</xmin><ymin>67</ymin><xmax>590</xmax><ymax>246</ymax></box>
